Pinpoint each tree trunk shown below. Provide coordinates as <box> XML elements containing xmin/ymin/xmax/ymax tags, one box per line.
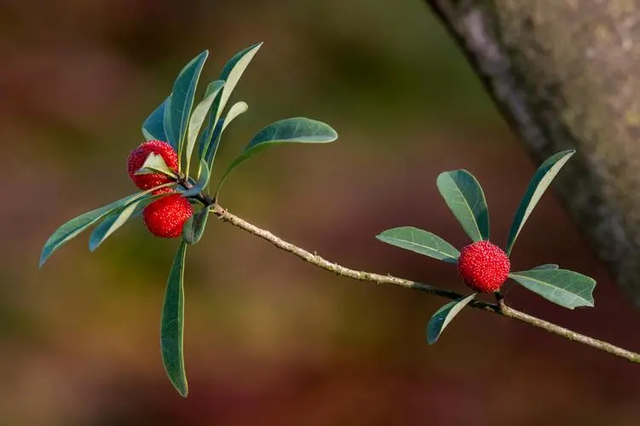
<box><xmin>425</xmin><ymin>0</ymin><xmax>640</xmax><ymax>304</ymax></box>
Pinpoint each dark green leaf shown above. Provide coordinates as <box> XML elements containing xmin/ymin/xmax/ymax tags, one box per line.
<box><xmin>376</xmin><ymin>227</ymin><xmax>459</xmax><ymax>263</ymax></box>
<box><xmin>531</xmin><ymin>264</ymin><xmax>559</xmax><ymax>270</ymax></box>
<box><xmin>40</xmin><ymin>193</ymin><xmax>140</xmax><ymax>267</ymax></box>
<box><xmin>182</xmin><ymin>209</ymin><xmax>209</xmax><ymax>245</ymax></box>
<box><xmin>200</xmin><ymin>43</ymin><xmax>262</xmax><ymax>163</ymax></box>
<box><xmin>134</xmin><ymin>153</ymin><xmax>177</xmax><ymax>178</ymax></box>
<box><xmin>161</xmin><ymin>242</ymin><xmax>189</xmax><ymax>397</ymax></box>
<box><xmin>183</xmin><ymin>160</ymin><xmax>210</xmax><ymax>198</ymax></box>
<box><xmin>505</xmin><ymin>150</ymin><xmax>575</xmax><ymax>255</ymax></box>
<box><xmin>88</xmin><ymin>192</ymin><xmax>169</xmax><ymax>251</ymax></box>
<box><xmin>185</xmin><ymin>80</ymin><xmax>224</xmax><ymax>174</ymax></box>
<box><xmin>436</xmin><ymin>170</ymin><xmax>489</xmax><ymax>242</ymax></box>
<box><xmin>142</xmin><ymin>97</ymin><xmax>169</xmax><ymax>141</ymax></box>
<box><xmin>166</xmin><ymin>51</ymin><xmax>209</xmax><ymax>168</ymax></box>
<box><xmin>426</xmin><ymin>294</ymin><xmax>476</xmax><ymax>344</ymax></box>
<box><xmin>509</xmin><ymin>269</ymin><xmax>595</xmax><ymax>309</ymax></box>
<box><xmin>216</xmin><ymin>117</ymin><xmax>338</xmax><ymax>195</ymax></box>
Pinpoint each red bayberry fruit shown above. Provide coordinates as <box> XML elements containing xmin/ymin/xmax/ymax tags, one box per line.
<box><xmin>143</xmin><ymin>194</ymin><xmax>193</xmax><ymax>238</ymax></box>
<box><xmin>127</xmin><ymin>140</ymin><xmax>179</xmax><ymax>190</ymax></box>
<box><xmin>457</xmin><ymin>241</ymin><xmax>510</xmax><ymax>293</ymax></box>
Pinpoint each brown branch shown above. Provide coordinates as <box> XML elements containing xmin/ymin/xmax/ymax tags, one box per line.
<box><xmin>210</xmin><ymin>203</ymin><xmax>640</xmax><ymax>364</ymax></box>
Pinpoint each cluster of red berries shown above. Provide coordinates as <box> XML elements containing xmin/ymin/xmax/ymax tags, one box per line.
<box><xmin>127</xmin><ymin>140</ymin><xmax>193</xmax><ymax>238</ymax></box>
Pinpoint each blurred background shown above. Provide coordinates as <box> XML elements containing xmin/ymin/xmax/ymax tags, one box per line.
<box><xmin>2</xmin><ymin>0</ymin><xmax>640</xmax><ymax>425</ymax></box>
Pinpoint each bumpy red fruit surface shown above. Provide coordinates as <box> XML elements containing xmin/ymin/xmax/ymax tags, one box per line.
<box><xmin>457</xmin><ymin>241</ymin><xmax>510</xmax><ymax>293</ymax></box>
<box><xmin>127</xmin><ymin>140</ymin><xmax>178</xmax><ymax>190</ymax></box>
<box><xmin>143</xmin><ymin>194</ymin><xmax>193</xmax><ymax>238</ymax></box>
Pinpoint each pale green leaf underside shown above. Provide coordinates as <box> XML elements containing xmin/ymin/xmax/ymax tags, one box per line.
<box><xmin>436</xmin><ymin>170</ymin><xmax>489</xmax><ymax>242</ymax></box>
<box><xmin>506</xmin><ymin>150</ymin><xmax>575</xmax><ymax>255</ymax></box>
<box><xmin>135</xmin><ymin>153</ymin><xmax>176</xmax><ymax>178</ymax></box>
<box><xmin>216</xmin><ymin>117</ymin><xmax>338</xmax><ymax>195</ymax></box>
<box><xmin>161</xmin><ymin>241</ymin><xmax>189</xmax><ymax>397</ymax></box>
<box><xmin>509</xmin><ymin>269</ymin><xmax>595</xmax><ymax>309</ymax></box>
<box><xmin>216</xmin><ymin>43</ymin><xmax>262</xmax><ymax>118</ymax></box>
<box><xmin>200</xmin><ymin>42</ymin><xmax>262</xmax><ymax>165</ymax></box>
<box><xmin>376</xmin><ymin>227</ymin><xmax>459</xmax><ymax>263</ymax></box>
<box><xmin>186</xmin><ymin>80</ymin><xmax>224</xmax><ymax>174</ymax></box>
<box><xmin>427</xmin><ymin>293</ymin><xmax>476</xmax><ymax>344</ymax></box>
<box><xmin>221</xmin><ymin>101</ymin><xmax>248</xmax><ymax>133</ymax></box>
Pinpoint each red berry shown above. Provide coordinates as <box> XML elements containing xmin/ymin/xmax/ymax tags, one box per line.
<box><xmin>127</xmin><ymin>140</ymin><xmax>178</xmax><ymax>190</ymax></box>
<box><xmin>143</xmin><ymin>194</ymin><xmax>193</xmax><ymax>238</ymax></box>
<box><xmin>457</xmin><ymin>241</ymin><xmax>510</xmax><ymax>293</ymax></box>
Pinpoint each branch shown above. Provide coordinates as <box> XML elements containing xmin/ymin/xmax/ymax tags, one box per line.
<box><xmin>210</xmin><ymin>203</ymin><xmax>640</xmax><ymax>364</ymax></box>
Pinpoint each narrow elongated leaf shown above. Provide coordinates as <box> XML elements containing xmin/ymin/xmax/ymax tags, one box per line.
<box><xmin>40</xmin><ymin>193</ymin><xmax>139</xmax><ymax>267</ymax></box>
<box><xmin>203</xmin><ymin>101</ymin><xmax>249</xmax><ymax>169</ymax></box>
<box><xmin>505</xmin><ymin>150</ymin><xmax>575</xmax><ymax>255</ymax></box>
<box><xmin>161</xmin><ymin>242</ymin><xmax>189</xmax><ymax>397</ymax></box>
<box><xmin>89</xmin><ymin>192</ymin><xmax>169</xmax><ymax>251</ymax></box>
<box><xmin>531</xmin><ymin>264</ymin><xmax>559</xmax><ymax>270</ymax></box>
<box><xmin>167</xmin><ymin>51</ymin><xmax>209</xmax><ymax>167</ymax></box>
<box><xmin>163</xmin><ymin>95</ymin><xmax>174</xmax><ymax>149</ymax></box>
<box><xmin>217</xmin><ymin>43</ymin><xmax>262</xmax><ymax>115</ymax></box>
<box><xmin>216</xmin><ymin>117</ymin><xmax>338</xmax><ymax>195</ymax></box>
<box><xmin>182</xmin><ymin>209</ymin><xmax>209</xmax><ymax>244</ymax></box>
<box><xmin>185</xmin><ymin>80</ymin><xmax>224</xmax><ymax>174</ymax></box>
<box><xmin>426</xmin><ymin>294</ymin><xmax>476</xmax><ymax>344</ymax></box>
<box><xmin>376</xmin><ymin>227</ymin><xmax>459</xmax><ymax>264</ymax></box>
<box><xmin>135</xmin><ymin>153</ymin><xmax>177</xmax><ymax>178</ymax></box>
<box><xmin>436</xmin><ymin>170</ymin><xmax>489</xmax><ymax>242</ymax></box>
<box><xmin>183</xmin><ymin>160</ymin><xmax>211</xmax><ymax>198</ymax></box>
<box><xmin>142</xmin><ymin>97</ymin><xmax>169</xmax><ymax>141</ymax></box>
<box><xmin>509</xmin><ymin>269</ymin><xmax>595</xmax><ymax>309</ymax></box>
<box><xmin>199</xmin><ymin>43</ymin><xmax>262</xmax><ymax>163</ymax></box>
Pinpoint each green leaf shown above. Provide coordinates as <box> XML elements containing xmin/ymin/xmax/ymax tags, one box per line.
<box><xmin>216</xmin><ymin>117</ymin><xmax>338</xmax><ymax>195</ymax></box>
<box><xmin>426</xmin><ymin>294</ymin><xmax>476</xmax><ymax>344</ymax></box>
<box><xmin>505</xmin><ymin>150</ymin><xmax>575</xmax><ymax>255</ymax></box>
<box><xmin>185</xmin><ymin>80</ymin><xmax>224</xmax><ymax>174</ymax></box>
<box><xmin>203</xmin><ymin>101</ymin><xmax>249</xmax><ymax>170</ymax></box>
<box><xmin>509</xmin><ymin>269</ymin><xmax>596</xmax><ymax>309</ymax></box>
<box><xmin>167</xmin><ymin>51</ymin><xmax>209</xmax><ymax>168</ymax></box>
<box><xmin>216</xmin><ymin>43</ymin><xmax>262</xmax><ymax>120</ymax></box>
<box><xmin>161</xmin><ymin>241</ymin><xmax>189</xmax><ymax>397</ymax></box>
<box><xmin>40</xmin><ymin>193</ymin><xmax>140</xmax><ymax>267</ymax></box>
<box><xmin>376</xmin><ymin>227</ymin><xmax>459</xmax><ymax>264</ymax></box>
<box><xmin>134</xmin><ymin>153</ymin><xmax>177</xmax><ymax>178</ymax></box>
<box><xmin>200</xmin><ymin>42</ymin><xmax>262</xmax><ymax>163</ymax></box>
<box><xmin>182</xmin><ymin>209</ymin><xmax>209</xmax><ymax>245</ymax></box>
<box><xmin>88</xmin><ymin>192</ymin><xmax>168</xmax><ymax>251</ymax></box>
<box><xmin>163</xmin><ymin>95</ymin><xmax>174</xmax><ymax>149</ymax></box>
<box><xmin>183</xmin><ymin>160</ymin><xmax>211</xmax><ymax>198</ymax></box>
<box><xmin>221</xmin><ymin>101</ymin><xmax>248</xmax><ymax>133</ymax></box>
<box><xmin>531</xmin><ymin>264</ymin><xmax>559</xmax><ymax>270</ymax></box>
<box><xmin>436</xmin><ymin>170</ymin><xmax>490</xmax><ymax>242</ymax></box>
<box><xmin>142</xmin><ymin>97</ymin><xmax>169</xmax><ymax>141</ymax></box>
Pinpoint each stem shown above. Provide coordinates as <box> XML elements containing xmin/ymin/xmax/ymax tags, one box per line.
<box><xmin>210</xmin><ymin>203</ymin><xmax>640</xmax><ymax>364</ymax></box>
